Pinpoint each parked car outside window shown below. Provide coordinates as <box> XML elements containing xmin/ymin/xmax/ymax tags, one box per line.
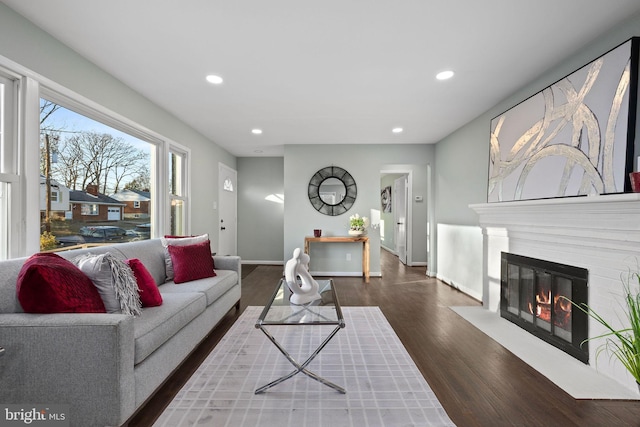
<box><xmin>55</xmin><ymin>226</ymin><xmax>136</xmax><ymax>247</ymax></box>
<box><xmin>133</xmin><ymin>223</ymin><xmax>151</xmax><ymax>240</ymax></box>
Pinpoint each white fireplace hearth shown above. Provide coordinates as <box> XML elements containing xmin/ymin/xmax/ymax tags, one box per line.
<box><xmin>470</xmin><ymin>193</ymin><xmax>640</xmax><ymax>396</ymax></box>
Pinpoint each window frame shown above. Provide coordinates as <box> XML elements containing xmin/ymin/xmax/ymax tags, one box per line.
<box><xmin>0</xmin><ymin>72</ymin><xmax>18</xmax><ymax>259</ymax></box>
<box><xmin>167</xmin><ymin>146</ymin><xmax>191</xmax><ymax>236</ymax></box>
<box><xmin>0</xmin><ymin>54</ymin><xmax>192</xmax><ymax>259</ymax></box>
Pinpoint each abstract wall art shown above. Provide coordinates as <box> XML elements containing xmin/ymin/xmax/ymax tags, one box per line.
<box><xmin>488</xmin><ymin>38</ymin><xmax>639</xmax><ymax>202</ymax></box>
<box><xmin>381</xmin><ymin>186</ymin><xmax>392</xmax><ymax>212</ymax></box>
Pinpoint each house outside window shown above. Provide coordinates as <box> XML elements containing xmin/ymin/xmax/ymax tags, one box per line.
<box><xmin>133</xmin><ymin>201</ymin><xmax>140</xmax><ymax>209</ymax></box>
<box><xmin>50</xmin><ymin>190</ymin><xmax>59</xmax><ymax>203</ymax></box>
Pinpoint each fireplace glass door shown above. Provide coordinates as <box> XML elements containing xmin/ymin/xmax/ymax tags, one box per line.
<box><xmin>501</xmin><ymin>252</ymin><xmax>589</xmax><ymax>363</ymax></box>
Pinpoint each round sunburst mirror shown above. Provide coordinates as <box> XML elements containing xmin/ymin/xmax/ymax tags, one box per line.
<box><xmin>308</xmin><ymin>166</ymin><xmax>357</xmax><ymax>216</ymax></box>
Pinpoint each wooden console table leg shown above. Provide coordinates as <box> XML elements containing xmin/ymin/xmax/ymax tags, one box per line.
<box><xmin>363</xmin><ymin>239</ymin><xmax>370</xmax><ymax>283</ymax></box>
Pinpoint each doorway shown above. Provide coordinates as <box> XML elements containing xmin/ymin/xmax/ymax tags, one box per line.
<box><xmin>380</xmin><ymin>170</ymin><xmax>412</xmax><ymax>266</ymax></box>
<box><xmin>394</xmin><ymin>175</ymin><xmax>408</xmax><ymax>265</ymax></box>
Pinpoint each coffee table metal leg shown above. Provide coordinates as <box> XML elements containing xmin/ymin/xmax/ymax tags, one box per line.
<box><xmin>255</xmin><ymin>325</ymin><xmax>345</xmax><ymax>394</ymax></box>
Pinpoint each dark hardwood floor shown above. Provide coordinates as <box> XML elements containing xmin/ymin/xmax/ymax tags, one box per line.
<box><xmin>128</xmin><ymin>251</ymin><xmax>640</xmax><ymax>427</ymax></box>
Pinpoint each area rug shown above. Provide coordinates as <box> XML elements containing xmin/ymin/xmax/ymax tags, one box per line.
<box><xmin>154</xmin><ymin>306</ymin><xmax>456</xmax><ymax>427</ymax></box>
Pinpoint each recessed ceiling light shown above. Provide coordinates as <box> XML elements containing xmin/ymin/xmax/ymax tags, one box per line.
<box><xmin>206</xmin><ymin>74</ymin><xmax>223</xmax><ymax>84</ymax></box>
<box><xmin>251</xmin><ymin>129</ymin><xmax>263</xmax><ymax>135</ymax></box>
<box><xmin>392</xmin><ymin>127</ymin><xmax>403</xmax><ymax>134</ymax></box>
<box><xmin>436</xmin><ymin>70</ymin><xmax>454</xmax><ymax>80</ymax></box>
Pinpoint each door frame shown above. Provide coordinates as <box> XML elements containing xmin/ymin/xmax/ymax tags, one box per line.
<box><xmin>380</xmin><ymin>168</ymin><xmax>413</xmax><ymax>265</ymax></box>
<box><xmin>218</xmin><ymin>162</ymin><xmax>238</xmax><ymax>256</ymax></box>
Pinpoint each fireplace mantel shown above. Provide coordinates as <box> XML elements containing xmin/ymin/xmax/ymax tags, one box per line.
<box><xmin>471</xmin><ymin>193</ymin><xmax>640</xmax><ymax>238</ymax></box>
<box><xmin>470</xmin><ymin>192</ymin><xmax>640</xmax><ymax>393</ymax></box>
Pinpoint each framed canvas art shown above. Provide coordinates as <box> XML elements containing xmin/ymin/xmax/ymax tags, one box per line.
<box><xmin>381</xmin><ymin>186</ymin><xmax>392</xmax><ymax>212</ymax></box>
<box><xmin>488</xmin><ymin>37</ymin><xmax>639</xmax><ymax>202</ymax></box>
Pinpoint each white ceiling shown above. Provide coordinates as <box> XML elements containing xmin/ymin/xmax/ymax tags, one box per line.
<box><xmin>3</xmin><ymin>1</ymin><xmax>640</xmax><ymax>157</ymax></box>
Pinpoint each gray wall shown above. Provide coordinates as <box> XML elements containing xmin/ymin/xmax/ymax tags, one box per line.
<box><xmin>283</xmin><ymin>144</ymin><xmax>434</xmax><ymax>276</ymax></box>
<box><xmin>433</xmin><ymin>11</ymin><xmax>640</xmax><ymax>300</ymax></box>
<box><xmin>237</xmin><ymin>157</ymin><xmax>284</xmax><ymax>263</ymax></box>
<box><xmin>0</xmin><ymin>3</ymin><xmax>236</xmax><ymax>251</ymax></box>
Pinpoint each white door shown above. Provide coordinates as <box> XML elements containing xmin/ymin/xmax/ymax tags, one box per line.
<box><xmin>218</xmin><ymin>163</ymin><xmax>237</xmax><ymax>256</ymax></box>
<box><xmin>107</xmin><ymin>207</ymin><xmax>120</xmax><ymax>221</ymax></box>
<box><xmin>394</xmin><ymin>175</ymin><xmax>408</xmax><ymax>264</ymax></box>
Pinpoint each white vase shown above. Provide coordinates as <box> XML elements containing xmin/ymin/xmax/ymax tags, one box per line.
<box><xmin>348</xmin><ymin>229</ymin><xmax>363</xmax><ymax>236</ymax></box>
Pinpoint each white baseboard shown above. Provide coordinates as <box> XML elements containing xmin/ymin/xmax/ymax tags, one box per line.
<box><xmin>310</xmin><ymin>271</ymin><xmax>382</xmax><ymax>278</ymax></box>
<box><xmin>437</xmin><ymin>273</ymin><xmax>482</xmax><ymax>302</ymax></box>
<box><xmin>381</xmin><ymin>245</ymin><xmax>397</xmax><ymax>255</ymax></box>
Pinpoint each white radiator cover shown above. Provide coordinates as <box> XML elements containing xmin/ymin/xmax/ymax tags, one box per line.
<box><xmin>471</xmin><ymin>193</ymin><xmax>640</xmax><ymax>392</ymax></box>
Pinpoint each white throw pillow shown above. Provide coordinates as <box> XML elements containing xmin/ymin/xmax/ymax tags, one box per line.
<box><xmin>74</xmin><ymin>252</ymin><xmax>142</xmax><ymax>316</ymax></box>
<box><xmin>161</xmin><ymin>234</ymin><xmax>209</xmax><ymax>281</ymax></box>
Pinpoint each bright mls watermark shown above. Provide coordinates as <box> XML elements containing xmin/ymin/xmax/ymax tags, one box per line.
<box><xmin>0</xmin><ymin>405</ymin><xmax>69</xmax><ymax>426</ymax></box>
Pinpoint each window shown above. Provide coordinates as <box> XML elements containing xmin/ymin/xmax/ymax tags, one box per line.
<box><xmin>133</xmin><ymin>201</ymin><xmax>140</xmax><ymax>209</ymax></box>
<box><xmin>80</xmin><ymin>203</ymin><xmax>98</xmax><ymax>216</ymax></box>
<box><xmin>0</xmin><ymin>60</ymin><xmax>191</xmax><ymax>259</ymax></box>
<box><xmin>39</xmin><ymin>98</ymin><xmax>153</xmax><ymax>248</ymax></box>
<box><xmin>0</xmin><ymin>73</ymin><xmax>17</xmax><ymax>260</ymax></box>
<box><xmin>223</xmin><ymin>177</ymin><xmax>234</xmax><ymax>192</ymax></box>
<box><xmin>169</xmin><ymin>150</ymin><xmax>188</xmax><ymax>236</ymax></box>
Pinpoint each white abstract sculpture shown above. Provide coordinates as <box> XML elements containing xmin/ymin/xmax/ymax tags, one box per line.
<box><xmin>284</xmin><ymin>248</ymin><xmax>321</xmax><ymax>305</ymax></box>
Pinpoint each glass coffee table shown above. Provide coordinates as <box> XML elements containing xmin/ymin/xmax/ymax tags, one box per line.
<box><xmin>255</xmin><ymin>278</ymin><xmax>345</xmax><ymax>394</ymax></box>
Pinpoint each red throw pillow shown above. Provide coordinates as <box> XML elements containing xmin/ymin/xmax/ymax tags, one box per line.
<box><xmin>16</xmin><ymin>253</ymin><xmax>106</xmax><ymax>313</ymax></box>
<box><xmin>124</xmin><ymin>258</ymin><xmax>163</xmax><ymax>307</ymax></box>
<box><xmin>167</xmin><ymin>240</ymin><xmax>216</xmax><ymax>284</ymax></box>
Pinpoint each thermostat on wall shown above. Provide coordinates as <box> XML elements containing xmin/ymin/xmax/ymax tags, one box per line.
<box><xmin>414</xmin><ymin>196</ymin><xmax>423</xmax><ymax>202</ymax></box>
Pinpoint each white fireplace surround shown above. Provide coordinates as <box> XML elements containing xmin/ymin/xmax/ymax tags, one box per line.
<box><xmin>470</xmin><ymin>193</ymin><xmax>640</xmax><ymax>395</ymax></box>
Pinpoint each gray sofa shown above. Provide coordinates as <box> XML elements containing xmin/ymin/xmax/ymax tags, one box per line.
<box><xmin>0</xmin><ymin>238</ymin><xmax>241</xmax><ymax>427</ymax></box>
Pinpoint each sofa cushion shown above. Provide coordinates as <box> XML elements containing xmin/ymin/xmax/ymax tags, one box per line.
<box><xmin>125</xmin><ymin>258</ymin><xmax>163</xmax><ymax>307</ymax></box>
<box><xmin>133</xmin><ymin>292</ymin><xmax>206</xmax><ymax>364</ymax></box>
<box><xmin>161</xmin><ymin>234</ymin><xmax>209</xmax><ymax>281</ymax></box>
<box><xmin>111</xmin><ymin>239</ymin><xmax>167</xmax><ymax>287</ymax></box>
<box><xmin>16</xmin><ymin>253</ymin><xmax>106</xmax><ymax>313</ymax></box>
<box><xmin>167</xmin><ymin>240</ymin><xmax>216</xmax><ymax>284</ymax></box>
<box><xmin>74</xmin><ymin>252</ymin><xmax>142</xmax><ymax>316</ymax></box>
<box><xmin>159</xmin><ymin>269</ymin><xmax>238</xmax><ymax>306</ymax></box>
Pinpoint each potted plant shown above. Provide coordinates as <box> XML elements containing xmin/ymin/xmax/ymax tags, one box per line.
<box><xmin>348</xmin><ymin>213</ymin><xmax>369</xmax><ymax>236</ymax></box>
<box><xmin>569</xmin><ymin>270</ymin><xmax>640</xmax><ymax>391</ymax></box>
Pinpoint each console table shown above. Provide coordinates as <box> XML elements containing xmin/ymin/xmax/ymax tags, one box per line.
<box><xmin>304</xmin><ymin>236</ymin><xmax>370</xmax><ymax>282</ymax></box>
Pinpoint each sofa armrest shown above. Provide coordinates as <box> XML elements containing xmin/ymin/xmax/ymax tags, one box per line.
<box><xmin>214</xmin><ymin>255</ymin><xmax>241</xmax><ymax>277</ymax></box>
<box><xmin>0</xmin><ymin>313</ymin><xmax>136</xmax><ymax>426</ymax></box>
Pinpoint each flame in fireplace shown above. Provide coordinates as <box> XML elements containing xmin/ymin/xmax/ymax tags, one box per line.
<box><xmin>555</xmin><ymin>295</ymin><xmax>572</xmax><ymax>330</ymax></box>
<box><xmin>525</xmin><ymin>290</ymin><xmax>572</xmax><ymax>329</ymax></box>
<box><xmin>536</xmin><ymin>290</ymin><xmax>551</xmax><ymax>322</ymax></box>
